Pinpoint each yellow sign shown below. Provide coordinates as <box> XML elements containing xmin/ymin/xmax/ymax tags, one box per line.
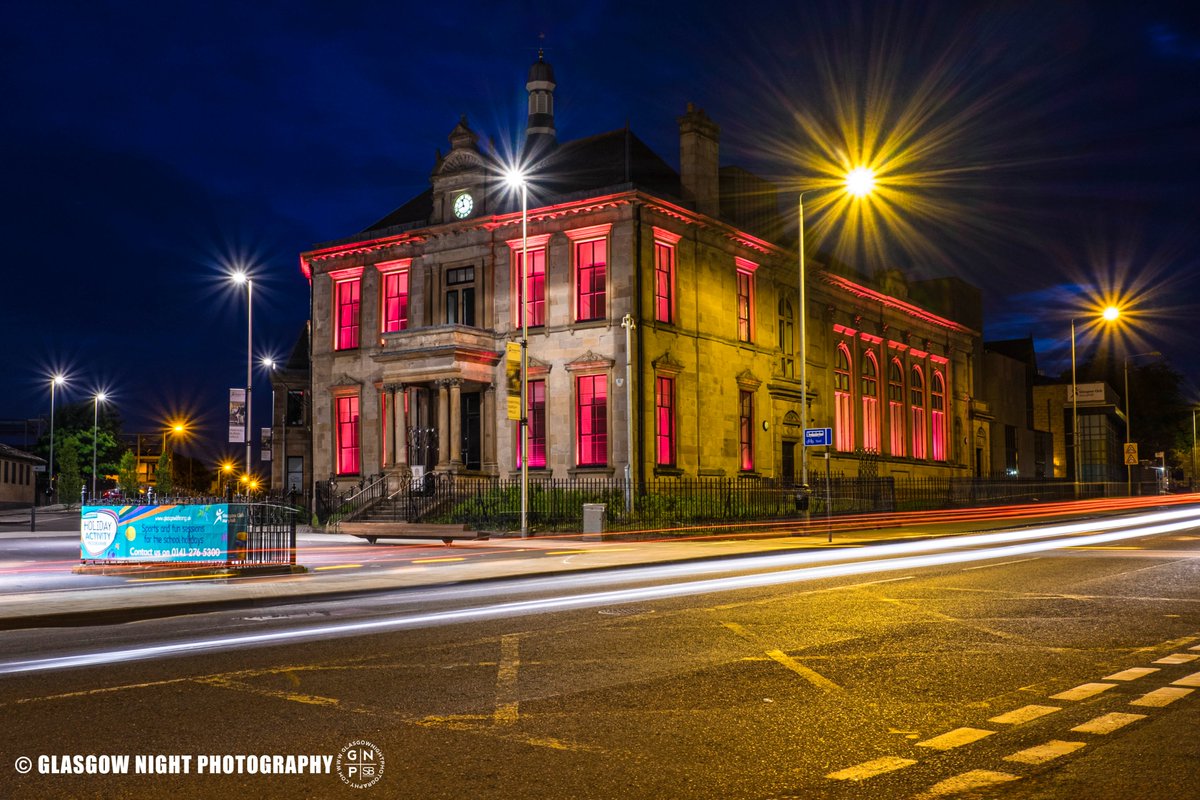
<box><xmin>1123</xmin><ymin>443</ymin><xmax>1139</xmax><ymax>466</ymax></box>
<box><xmin>506</xmin><ymin>342</ymin><xmax>522</xmax><ymax>420</ymax></box>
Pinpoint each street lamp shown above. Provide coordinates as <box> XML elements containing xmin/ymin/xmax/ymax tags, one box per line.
<box><xmin>1069</xmin><ymin>308</ymin><xmax>1122</xmax><ymax>494</ymax></box>
<box><xmin>504</xmin><ymin>168</ymin><xmax>530</xmax><ymax>538</ymax></box>
<box><xmin>263</xmin><ymin>356</ymin><xmax>285</xmax><ymax>491</ymax></box>
<box><xmin>47</xmin><ymin>373</ymin><xmax>67</xmax><ymax>502</ymax></box>
<box><xmin>220</xmin><ymin>461</ymin><xmax>235</xmax><ymax>496</ymax></box>
<box><xmin>91</xmin><ymin>391</ymin><xmax>107</xmax><ymax>500</ymax></box>
<box><xmin>231</xmin><ymin>270</ymin><xmax>254</xmax><ymax>478</ymax></box>
<box><xmin>798</xmin><ymin>167</ymin><xmax>875</xmax><ymax>492</ymax></box>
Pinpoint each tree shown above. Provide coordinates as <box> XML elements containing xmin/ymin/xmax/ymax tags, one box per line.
<box><xmin>117</xmin><ymin>452</ymin><xmax>139</xmax><ymax>497</ymax></box>
<box><xmin>56</xmin><ymin>438</ymin><xmax>83</xmax><ymax>504</ymax></box>
<box><xmin>156</xmin><ymin>448</ymin><xmax>174</xmax><ymax>496</ymax></box>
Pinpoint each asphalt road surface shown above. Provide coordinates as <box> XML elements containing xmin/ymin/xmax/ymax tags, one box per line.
<box><xmin>3</xmin><ymin>509</ymin><xmax>1200</xmax><ymax>799</ymax></box>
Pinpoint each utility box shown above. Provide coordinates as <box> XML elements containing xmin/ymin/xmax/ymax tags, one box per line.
<box><xmin>582</xmin><ymin>503</ymin><xmax>605</xmax><ymax>539</ymax></box>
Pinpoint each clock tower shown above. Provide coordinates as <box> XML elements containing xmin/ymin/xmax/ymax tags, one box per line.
<box><xmin>430</xmin><ymin>115</ymin><xmax>488</xmax><ymax>224</ymax></box>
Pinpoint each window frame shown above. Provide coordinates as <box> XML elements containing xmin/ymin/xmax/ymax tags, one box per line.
<box><xmin>910</xmin><ymin>364</ymin><xmax>927</xmax><ymax>460</ymax></box>
<box><xmin>931</xmin><ymin>369</ymin><xmax>947</xmax><ymax>462</ymax></box>
<box><xmin>331</xmin><ymin>268</ymin><xmax>364</xmax><ymax>351</ymax></box>
<box><xmin>861</xmin><ymin>350</ymin><xmax>880</xmax><ymax>453</ymax></box>
<box><xmin>739</xmin><ymin>389</ymin><xmax>755</xmax><ymax>471</ymax></box>
<box><xmin>655</xmin><ymin>375</ymin><xmax>676</xmax><ymax>467</ymax></box>
<box><xmin>834</xmin><ymin>343</ymin><xmax>853</xmax><ymax>452</ymax></box>
<box><xmin>507</xmin><ymin>234</ymin><xmax>552</xmax><ymax>329</ymax></box>
<box><xmin>575</xmin><ymin>373</ymin><xmax>609</xmax><ymax>467</ymax></box>
<box><xmin>334</xmin><ymin>393</ymin><xmax>361</xmax><ymax>476</ymax></box>
<box><xmin>652</xmin><ymin>227</ymin><xmax>681</xmax><ymax>324</ymax></box>
<box><xmin>888</xmin><ymin>357</ymin><xmax>906</xmax><ymax>457</ymax></box>
<box><xmin>734</xmin><ymin>257</ymin><xmax>758</xmax><ymax>343</ymax></box>
<box><xmin>377</xmin><ymin>260</ymin><xmax>412</xmax><ymax>334</ymax></box>
<box><xmin>567</xmin><ymin>224</ymin><xmax>612</xmax><ymax>324</ymax></box>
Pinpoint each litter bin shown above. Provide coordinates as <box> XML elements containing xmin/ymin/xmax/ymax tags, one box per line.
<box><xmin>582</xmin><ymin>503</ymin><xmax>605</xmax><ymax>540</ymax></box>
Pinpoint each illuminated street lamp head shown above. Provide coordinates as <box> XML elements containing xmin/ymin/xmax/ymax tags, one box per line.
<box><xmin>95</xmin><ymin>391</ymin><xmax>107</xmax><ymax>403</ymax></box>
<box><xmin>51</xmin><ymin>373</ymin><xmax>66</xmax><ymax>386</ymax></box>
<box><xmin>230</xmin><ymin>270</ymin><xmax>248</xmax><ymax>285</ymax></box>
<box><xmin>261</xmin><ymin>357</ymin><xmax>275</xmax><ymax>370</ymax></box>
<box><xmin>503</xmin><ymin>167</ymin><xmax>527</xmax><ymax>189</ymax></box>
<box><xmin>1102</xmin><ymin>305</ymin><xmax>1120</xmax><ymax>322</ymax></box>
<box><xmin>173</xmin><ymin>423</ymin><xmax>185</xmax><ymax>434</ymax></box>
<box><xmin>845</xmin><ymin>167</ymin><xmax>876</xmax><ymax>198</ymax></box>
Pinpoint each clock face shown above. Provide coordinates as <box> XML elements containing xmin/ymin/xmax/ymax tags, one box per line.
<box><xmin>453</xmin><ymin>193</ymin><xmax>474</xmax><ymax>219</ymax></box>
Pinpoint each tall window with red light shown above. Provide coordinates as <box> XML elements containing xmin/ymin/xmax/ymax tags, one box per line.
<box><xmin>334</xmin><ymin>278</ymin><xmax>361</xmax><ymax>350</ymax></box>
<box><xmin>382</xmin><ymin>270</ymin><xmax>409</xmax><ymax>333</ymax></box>
<box><xmin>736</xmin><ymin>268</ymin><xmax>753</xmax><ymax>342</ymax></box>
<box><xmin>654</xmin><ymin>241</ymin><xmax>675</xmax><ymax>324</ymax></box>
<box><xmin>655</xmin><ymin>376</ymin><xmax>675</xmax><ymax>466</ymax></box>
<box><xmin>335</xmin><ymin>395</ymin><xmax>360</xmax><ymax>476</ymax></box>
<box><xmin>910</xmin><ymin>365</ymin><xmax>927</xmax><ymax>459</ymax></box>
<box><xmin>739</xmin><ymin>389</ymin><xmax>754</xmax><ymax>471</ymax></box>
<box><xmin>515</xmin><ymin>248</ymin><xmax>546</xmax><ymax>327</ymax></box>
<box><xmin>576</xmin><ymin>374</ymin><xmax>607</xmax><ymax>466</ymax></box>
<box><xmin>888</xmin><ymin>359</ymin><xmax>905</xmax><ymax>457</ymax></box>
<box><xmin>575</xmin><ymin>239</ymin><xmax>606</xmax><ymax>321</ymax></box>
<box><xmin>778</xmin><ymin>300</ymin><xmax>795</xmax><ymax>378</ymax></box>
<box><xmin>931</xmin><ymin>371</ymin><xmax>947</xmax><ymax>461</ymax></box>
<box><xmin>517</xmin><ymin>379</ymin><xmax>546</xmax><ymax>469</ymax></box>
<box><xmin>834</xmin><ymin>344</ymin><xmax>853</xmax><ymax>451</ymax></box>
<box><xmin>861</xmin><ymin>351</ymin><xmax>880</xmax><ymax>452</ymax></box>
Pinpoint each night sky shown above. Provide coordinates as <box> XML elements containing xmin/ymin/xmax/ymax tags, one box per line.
<box><xmin>4</xmin><ymin>1</ymin><xmax>1199</xmax><ymax>462</ymax></box>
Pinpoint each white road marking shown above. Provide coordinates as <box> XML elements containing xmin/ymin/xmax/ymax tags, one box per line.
<box><xmin>988</xmin><ymin>704</ymin><xmax>1061</xmax><ymax>725</ymax></box>
<box><xmin>961</xmin><ymin>557</ymin><xmax>1041</xmax><ymax>571</ymax></box>
<box><xmin>1003</xmin><ymin>740</ymin><xmax>1086</xmax><ymax>764</ymax></box>
<box><xmin>1130</xmin><ymin>687</ymin><xmax>1193</xmax><ymax>707</ymax></box>
<box><xmin>825</xmin><ymin>756</ymin><xmax>917</xmax><ymax>781</ymax></box>
<box><xmin>1153</xmin><ymin>653</ymin><xmax>1199</xmax><ymax>665</ymax></box>
<box><xmin>1051</xmin><ymin>682</ymin><xmax>1117</xmax><ymax>701</ymax></box>
<box><xmin>1170</xmin><ymin>670</ymin><xmax>1200</xmax><ymax>687</ymax></box>
<box><xmin>916</xmin><ymin>770</ymin><xmax>1020</xmax><ymax>797</ymax></box>
<box><xmin>1104</xmin><ymin>667</ymin><xmax>1160</xmax><ymax>681</ymax></box>
<box><xmin>916</xmin><ymin>727</ymin><xmax>995</xmax><ymax>750</ymax></box>
<box><xmin>1071</xmin><ymin>712</ymin><xmax>1146</xmax><ymax>734</ymax></box>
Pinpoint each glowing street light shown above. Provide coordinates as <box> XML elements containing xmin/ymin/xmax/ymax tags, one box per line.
<box><xmin>91</xmin><ymin>391</ymin><xmax>107</xmax><ymax>500</ymax></box>
<box><xmin>231</xmin><ymin>269</ymin><xmax>254</xmax><ymax>478</ymax></box>
<box><xmin>47</xmin><ymin>373</ymin><xmax>67</xmax><ymax>501</ymax></box>
<box><xmin>1069</xmin><ymin>308</ymin><xmax>1123</xmax><ymax>494</ymax></box>
<box><xmin>504</xmin><ymin>167</ymin><xmax>531</xmax><ymax>538</ymax></box>
<box><xmin>798</xmin><ymin>168</ymin><xmax>876</xmax><ymax>494</ymax></box>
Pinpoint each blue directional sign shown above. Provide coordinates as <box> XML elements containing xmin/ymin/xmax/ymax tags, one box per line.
<box><xmin>804</xmin><ymin>427</ymin><xmax>833</xmax><ymax>447</ymax></box>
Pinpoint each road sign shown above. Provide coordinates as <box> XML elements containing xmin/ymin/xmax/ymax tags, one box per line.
<box><xmin>804</xmin><ymin>428</ymin><xmax>833</xmax><ymax>447</ymax></box>
<box><xmin>1123</xmin><ymin>443</ymin><xmax>1139</xmax><ymax>466</ymax></box>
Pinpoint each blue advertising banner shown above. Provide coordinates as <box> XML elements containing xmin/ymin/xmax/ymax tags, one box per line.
<box><xmin>80</xmin><ymin>504</ymin><xmax>232</xmax><ymax>563</ymax></box>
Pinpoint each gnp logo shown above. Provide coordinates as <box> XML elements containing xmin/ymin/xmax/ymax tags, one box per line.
<box><xmin>80</xmin><ymin>508</ymin><xmax>120</xmax><ymax>556</ymax></box>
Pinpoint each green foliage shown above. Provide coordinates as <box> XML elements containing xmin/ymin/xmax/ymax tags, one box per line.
<box><xmin>56</xmin><ymin>438</ymin><xmax>83</xmax><ymax>503</ymax></box>
<box><xmin>117</xmin><ymin>452</ymin><xmax>139</xmax><ymax>496</ymax></box>
<box><xmin>155</xmin><ymin>449</ymin><xmax>174</xmax><ymax>495</ymax></box>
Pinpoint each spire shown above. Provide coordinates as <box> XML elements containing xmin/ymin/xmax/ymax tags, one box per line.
<box><xmin>524</xmin><ymin>49</ymin><xmax>556</xmax><ymax>158</ymax></box>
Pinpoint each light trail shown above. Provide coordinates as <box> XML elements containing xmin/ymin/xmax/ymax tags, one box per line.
<box><xmin>3</xmin><ymin>506</ymin><xmax>1200</xmax><ymax>676</ymax></box>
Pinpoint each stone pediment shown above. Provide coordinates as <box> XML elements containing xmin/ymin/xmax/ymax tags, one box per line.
<box><xmin>330</xmin><ymin>373</ymin><xmax>364</xmax><ymax>389</ymax></box>
<box><xmin>436</xmin><ymin>148</ymin><xmax>484</xmax><ymax>176</ymax></box>
<box><xmin>565</xmin><ymin>350</ymin><xmax>614</xmax><ymax>372</ymax></box>
<box><xmin>735</xmin><ymin>369</ymin><xmax>761</xmax><ymax>391</ymax></box>
<box><xmin>652</xmin><ymin>351</ymin><xmax>684</xmax><ymax>376</ymax></box>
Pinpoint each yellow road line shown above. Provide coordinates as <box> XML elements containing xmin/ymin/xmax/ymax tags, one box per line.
<box><xmin>917</xmin><ymin>770</ymin><xmax>1019</xmax><ymax>797</ymax></box>
<box><xmin>916</xmin><ymin>727</ymin><xmax>995</xmax><ymax>751</ymax></box>
<box><xmin>1171</xmin><ymin>670</ymin><xmax>1200</xmax><ymax>687</ymax></box>
<box><xmin>494</xmin><ymin>634</ymin><xmax>521</xmax><ymax>726</ymax></box>
<box><xmin>314</xmin><ymin>563</ymin><xmax>362</xmax><ymax>571</ymax></box>
<box><xmin>1003</xmin><ymin>740</ymin><xmax>1086</xmax><ymax>764</ymax></box>
<box><xmin>1153</xmin><ymin>653</ymin><xmax>1199</xmax><ymax>665</ymax></box>
<box><xmin>1105</xmin><ymin>667</ymin><xmax>1160</xmax><ymax>681</ymax></box>
<box><xmin>825</xmin><ymin>756</ymin><xmax>917</xmax><ymax>781</ymax></box>
<box><xmin>1071</xmin><ymin>712</ymin><xmax>1146</xmax><ymax>734</ymax></box>
<box><xmin>988</xmin><ymin>704</ymin><xmax>1060</xmax><ymax>725</ymax></box>
<box><xmin>1051</xmin><ymin>682</ymin><xmax>1117</xmax><ymax>701</ymax></box>
<box><xmin>412</xmin><ymin>556</ymin><xmax>466</xmax><ymax>563</ymax></box>
<box><xmin>764</xmin><ymin>649</ymin><xmax>843</xmax><ymax>693</ymax></box>
<box><xmin>1130</xmin><ymin>687</ymin><xmax>1193</xmax><ymax>707</ymax></box>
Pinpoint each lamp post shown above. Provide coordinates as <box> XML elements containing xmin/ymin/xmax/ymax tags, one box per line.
<box><xmin>505</xmin><ymin>169</ymin><xmax>531</xmax><ymax>537</ymax></box>
<box><xmin>231</xmin><ymin>270</ymin><xmax>254</xmax><ymax>479</ymax></box>
<box><xmin>1069</xmin><ymin>306</ymin><xmax>1122</xmax><ymax>495</ymax></box>
<box><xmin>1192</xmin><ymin>408</ymin><xmax>1197</xmax><ymax>491</ymax></box>
<box><xmin>47</xmin><ymin>373</ymin><xmax>66</xmax><ymax>502</ymax></box>
<box><xmin>263</xmin><ymin>357</ymin><xmax>287</xmax><ymax>492</ymax></box>
<box><xmin>91</xmin><ymin>392</ymin><xmax>107</xmax><ymax>500</ymax></box>
<box><xmin>1123</xmin><ymin>350</ymin><xmax>1161</xmax><ymax>495</ymax></box>
<box><xmin>798</xmin><ymin>167</ymin><xmax>875</xmax><ymax>493</ymax></box>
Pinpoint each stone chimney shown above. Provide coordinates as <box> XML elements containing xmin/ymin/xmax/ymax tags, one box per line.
<box><xmin>678</xmin><ymin>103</ymin><xmax>720</xmax><ymax>218</ymax></box>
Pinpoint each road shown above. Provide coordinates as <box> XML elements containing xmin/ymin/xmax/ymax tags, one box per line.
<box><xmin>2</xmin><ymin>504</ymin><xmax>1200</xmax><ymax>798</ymax></box>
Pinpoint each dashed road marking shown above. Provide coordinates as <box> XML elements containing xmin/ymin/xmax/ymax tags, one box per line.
<box><xmin>916</xmin><ymin>727</ymin><xmax>995</xmax><ymax>750</ymax></box>
<box><xmin>1051</xmin><ymin>682</ymin><xmax>1117</xmax><ymax>701</ymax></box>
<box><xmin>1104</xmin><ymin>667</ymin><xmax>1159</xmax><ymax>681</ymax></box>
<box><xmin>764</xmin><ymin>649</ymin><xmax>844</xmax><ymax>693</ymax></box>
<box><xmin>493</xmin><ymin>633</ymin><xmax>521</xmax><ymax>725</ymax></box>
<box><xmin>1130</xmin><ymin>686</ymin><xmax>1193</xmax><ymax>707</ymax></box>
<box><xmin>988</xmin><ymin>705</ymin><xmax>1061</xmax><ymax>725</ymax></box>
<box><xmin>1071</xmin><ymin>712</ymin><xmax>1146</xmax><ymax>734</ymax></box>
<box><xmin>1170</xmin><ymin>670</ymin><xmax>1200</xmax><ymax>687</ymax></box>
<box><xmin>825</xmin><ymin>756</ymin><xmax>917</xmax><ymax>781</ymax></box>
<box><xmin>1003</xmin><ymin>740</ymin><xmax>1086</xmax><ymax>764</ymax></box>
<box><xmin>1153</xmin><ymin>653</ymin><xmax>1199</xmax><ymax>665</ymax></box>
<box><xmin>916</xmin><ymin>770</ymin><xmax>1020</xmax><ymax>797</ymax></box>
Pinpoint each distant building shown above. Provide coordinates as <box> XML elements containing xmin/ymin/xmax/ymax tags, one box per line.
<box><xmin>298</xmin><ymin>55</ymin><xmax>983</xmax><ymax>494</ymax></box>
<box><xmin>981</xmin><ymin>339</ymin><xmax>1053</xmax><ymax>477</ymax></box>
<box><xmin>267</xmin><ymin>326</ymin><xmax>312</xmax><ymax>496</ymax></box>
<box><xmin>0</xmin><ymin>443</ymin><xmax>42</xmax><ymax>507</ymax></box>
<box><xmin>1033</xmin><ymin>380</ymin><xmax>1126</xmax><ymax>482</ymax></box>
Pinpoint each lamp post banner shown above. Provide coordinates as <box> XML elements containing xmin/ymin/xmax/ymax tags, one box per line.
<box><xmin>80</xmin><ymin>504</ymin><xmax>231</xmax><ymax>562</ymax></box>
<box><xmin>505</xmin><ymin>342</ymin><xmax>522</xmax><ymax>421</ymax></box>
<box><xmin>261</xmin><ymin>427</ymin><xmax>272</xmax><ymax>461</ymax></box>
<box><xmin>228</xmin><ymin>388</ymin><xmax>246</xmax><ymax>443</ymax></box>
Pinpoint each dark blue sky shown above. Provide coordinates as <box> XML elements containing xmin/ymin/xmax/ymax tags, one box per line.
<box><xmin>4</xmin><ymin>1</ymin><xmax>1199</xmax><ymax>460</ymax></box>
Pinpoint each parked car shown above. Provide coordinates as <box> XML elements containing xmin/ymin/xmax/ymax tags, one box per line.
<box><xmin>101</xmin><ymin>489</ymin><xmax>123</xmax><ymax>501</ymax></box>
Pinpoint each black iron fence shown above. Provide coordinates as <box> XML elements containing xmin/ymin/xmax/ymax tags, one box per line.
<box><xmin>334</xmin><ymin>473</ymin><xmax>1140</xmax><ymax>535</ymax></box>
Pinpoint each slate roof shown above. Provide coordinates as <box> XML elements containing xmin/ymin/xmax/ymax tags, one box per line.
<box><xmin>0</xmin><ymin>443</ymin><xmax>44</xmax><ymax>464</ymax></box>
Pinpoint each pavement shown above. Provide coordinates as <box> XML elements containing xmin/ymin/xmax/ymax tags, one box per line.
<box><xmin>0</xmin><ymin>507</ymin><xmax>1161</xmax><ymax>630</ymax></box>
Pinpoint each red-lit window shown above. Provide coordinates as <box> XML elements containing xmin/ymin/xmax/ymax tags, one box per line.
<box><xmin>515</xmin><ymin>247</ymin><xmax>546</xmax><ymax>327</ymax></box>
<box><xmin>335</xmin><ymin>395</ymin><xmax>360</xmax><ymax>476</ymax></box>
<box><xmin>736</xmin><ymin>269</ymin><xmax>753</xmax><ymax>342</ymax></box>
<box><xmin>779</xmin><ymin>300</ymin><xmax>795</xmax><ymax>377</ymax></box>
<box><xmin>656</xmin><ymin>376</ymin><xmax>675</xmax><ymax>466</ymax></box>
<box><xmin>739</xmin><ymin>390</ymin><xmax>754</xmax><ymax>471</ymax></box>
<box><xmin>654</xmin><ymin>241</ymin><xmax>675</xmax><ymax>323</ymax></box>
<box><xmin>834</xmin><ymin>344</ymin><xmax>853</xmax><ymax>451</ymax></box>
<box><xmin>517</xmin><ymin>379</ymin><xmax>547</xmax><ymax>469</ymax></box>
<box><xmin>576</xmin><ymin>375</ymin><xmax>607</xmax><ymax>466</ymax></box>
<box><xmin>382</xmin><ymin>270</ymin><xmax>409</xmax><ymax>333</ymax></box>
<box><xmin>862</xmin><ymin>351</ymin><xmax>880</xmax><ymax>452</ymax></box>
<box><xmin>575</xmin><ymin>239</ymin><xmax>606</xmax><ymax>321</ymax></box>
<box><xmin>888</xmin><ymin>359</ymin><xmax>905</xmax><ymax>457</ymax></box>
<box><xmin>910</xmin><ymin>365</ymin><xmax>927</xmax><ymax>459</ymax></box>
<box><xmin>931</xmin><ymin>370</ymin><xmax>947</xmax><ymax>461</ymax></box>
<box><xmin>335</xmin><ymin>278</ymin><xmax>361</xmax><ymax>350</ymax></box>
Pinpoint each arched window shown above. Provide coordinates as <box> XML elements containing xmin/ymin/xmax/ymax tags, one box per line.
<box><xmin>778</xmin><ymin>300</ymin><xmax>795</xmax><ymax>378</ymax></box>
<box><xmin>861</xmin><ymin>351</ymin><xmax>880</xmax><ymax>452</ymax></box>
<box><xmin>834</xmin><ymin>344</ymin><xmax>853</xmax><ymax>451</ymax></box>
<box><xmin>931</xmin><ymin>371</ymin><xmax>947</xmax><ymax>461</ymax></box>
<box><xmin>910</xmin><ymin>365</ymin><xmax>927</xmax><ymax>459</ymax></box>
<box><xmin>888</xmin><ymin>359</ymin><xmax>905</xmax><ymax>456</ymax></box>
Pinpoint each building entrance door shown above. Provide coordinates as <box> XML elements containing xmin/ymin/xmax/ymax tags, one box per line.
<box><xmin>461</xmin><ymin>392</ymin><xmax>481</xmax><ymax>470</ymax></box>
<box><xmin>781</xmin><ymin>440</ymin><xmax>796</xmax><ymax>485</ymax></box>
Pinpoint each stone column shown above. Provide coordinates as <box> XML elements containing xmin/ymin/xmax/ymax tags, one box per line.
<box><xmin>482</xmin><ymin>385</ymin><xmax>497</xmax><ymax>474</ymax></box>
<box><xmin>449</xmin><ymin>378</ymin><xmax>463</xmax><ymax>468</ymax></box>
<box><xmin>393</xmin><ymin>384</ymin><xmax>409</xmax><ymax>471</ymax></box>
<box><xmin>435</xmin><ymin>380</ymin><xmax>450</xmax><ymax>471</ymax></box>
<box><xmin>382</xmin><ymin>384</ymin><xmax>396</xmax><ymax>468</ymax></box>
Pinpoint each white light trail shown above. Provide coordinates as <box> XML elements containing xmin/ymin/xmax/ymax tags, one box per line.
<box><xmin>3</xmin><ymin>507</ymin><xmax>1200</xmax><ymax>676</ymax></box>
